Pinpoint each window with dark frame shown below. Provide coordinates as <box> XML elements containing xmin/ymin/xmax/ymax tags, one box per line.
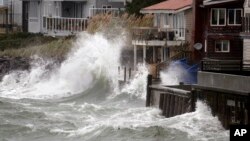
<box><xmin>228</xmin><ymin>9</ymin><xmax>242</xmax><ymax>25</ymax></box>
<box><xmin>215</xmin><ymin>40</ymin><xmax>230</xmax><ymax>53</ymax></box>
<box><xmin>211</xmin><ymin>8</ymin><xmax>226</xmax><ymax>26</ymax></box>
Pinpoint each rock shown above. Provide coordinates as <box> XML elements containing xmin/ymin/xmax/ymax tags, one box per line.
<box><xmin>0</xmin><ymin>56</ymin><xmax>30</xmax><ymax>80</ymax></box>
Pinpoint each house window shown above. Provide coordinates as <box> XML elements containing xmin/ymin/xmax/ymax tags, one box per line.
<box><xmin>173</xmin><ymin>12</ymin><xmax>185</xmax><ymax>39</ymax></box>
<box><xmin>0</xmin><ymin>0</ymin><xmax>3</xmax><ymax>5</ymax></box>
<box><xmin>228</xmin><ymin>9</ymin><xmax>242</xmax><ymax>25</ymax></box>
<box><xmin>215</xmin><ymin>40</ymin><xmax>230</xmax><ymax>52</ymax></box>
<box><xmin>211</xmin><ymin>8</ymin><xmax>226</xmax><ymax>26</ymax></box>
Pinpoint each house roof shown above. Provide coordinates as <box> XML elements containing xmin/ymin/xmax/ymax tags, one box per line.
<box><xmin>142</xmin><ymin>0</ymin><xmax>192</xmax><ymax>12</ymax></box>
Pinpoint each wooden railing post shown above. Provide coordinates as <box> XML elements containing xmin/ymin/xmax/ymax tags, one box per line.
<box><xmin>146</xmin><ymin>74</ymin><xmax>153</xmax><ymax>107</ymax></box>
<box><xmin>190</xmin><ymin>90</ymin><xmax>197</xmax><ymax>112</ymax></box>
<box><xmin>118</xmin><ymin>66</ymin><xmax>120</xmax><ymax>75</ymax></box>
<box><xmin>129</xmin><ymin>68</ymin><xmax>132</xmax><ymax>79</ymax></box>
<box><xmin>124</xmin><ymin>67</ymin><xmax>126</xmax><ymax>82</ymax></box>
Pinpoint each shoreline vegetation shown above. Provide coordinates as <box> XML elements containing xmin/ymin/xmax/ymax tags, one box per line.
<box><xmin>0</xmin><ymin>14</ymin><xmax>153</xmax><ymax>60</ymax></box>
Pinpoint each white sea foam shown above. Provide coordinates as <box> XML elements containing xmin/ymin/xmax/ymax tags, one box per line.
<box><xmin>0</xmin><ymin>33</ymin><xmax>123</xmax><ymax>99</ymax></box>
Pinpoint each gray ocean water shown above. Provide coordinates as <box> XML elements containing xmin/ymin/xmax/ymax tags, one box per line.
<box><xmin>0</xmin><ymin>33</ymin><xmax>229</xmax><ymax>141</ymax></box>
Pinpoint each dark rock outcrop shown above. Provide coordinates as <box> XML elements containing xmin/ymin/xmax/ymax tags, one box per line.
<box><xmin>0</xmin><ymin>57</ymin><xmax>30</xmax><ymax>80</ymax></box>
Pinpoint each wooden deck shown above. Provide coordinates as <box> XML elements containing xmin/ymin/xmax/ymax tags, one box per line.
<box><xmin>132</xmin><ymin>27</ymin><xmax>186</xmax><ymax>46</ymax></box>
<box><xmin>201</xmin><ymin>59</ymin><xmax>250</xmax><ymax>75</ymax></box>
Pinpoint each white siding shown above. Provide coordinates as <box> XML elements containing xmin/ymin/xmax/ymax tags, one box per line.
<box><xmin>84</xmin><ymin>0</ymin><xmax>96</xmax><ymax>17</ymax></box>
<box><xmin>12</xmin><ymin>0</ymin><xmax>22</xmax><ymax>26</ymax></box>
<box><xmin>243</xmin><ymin>39</ymin><xmax>250</xmax><ymax>64</ymax></box>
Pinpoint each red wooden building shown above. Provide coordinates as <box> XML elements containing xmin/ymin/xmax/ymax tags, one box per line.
<box><xmin>193</xmin><ymin>0</ymin><xmax>244</xmax><ymax>60</ymax></box>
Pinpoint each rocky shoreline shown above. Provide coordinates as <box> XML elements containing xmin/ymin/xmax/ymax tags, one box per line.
<box><xmin>0</xmin><ymin>57</ymin><xmax>30</xmax><ymax>80</ymax></box>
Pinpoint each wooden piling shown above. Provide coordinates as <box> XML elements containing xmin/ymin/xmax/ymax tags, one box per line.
<box><xmin>129</xmin><ymin>68</ymin><xmax>132</xmax><ymax>79</ymax></box>
<box><xmin>118</xmin><ymin>66</ymin><xmax>120</xmax><ymax>75</ymax></box>
<box><xmin>146</xmin><ymin>75</ymin><xmax>152</xmax><ymax>107</ymax></box>
<box><xmin>166</xmin><ymin>94</ymin><xmax>171</xmax><ymax>117</ymax></box>
<box><xmin>177</xmin><ymin>97</ymin><xmax>182</xmax><ymax>115</ymax></box>
<box><xmin>248</xmin><ymin>94</ymin><xmax>250</xmax><ymax>125</ymax></box>
<box><xmin>174</xmin><ymin>96</ymin><xmax>179</xmax><ymax>116</ymax></box>
<box><xmin>124</xmin><ymin>67</ymin><xmax>126</xmax><ymax>82</ymax></box>
<box><xmin>190</xmin><ymin>90</ymin><xmax>197</xmax><ymax>112</ymax></box>
<box><xmin>159</xmin><ymin>94</ymin><xmax>164</xmax><ymax>110</ymax></box>
<box><xmin>169</xmin><ymin>95</ymin><xmax>175</xmax><ymax>117</ymax></box>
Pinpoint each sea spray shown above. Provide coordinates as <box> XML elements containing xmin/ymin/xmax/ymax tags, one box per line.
<box><xmin>160</xmin><ymin>62</ymin><xmax>189</xmax><ymax>85</ymax></box>
<box><xmin>120</xmin><ymin>64</ymin><xmax>149</xmax><ymax>99</ymax></box>
<box><xmin>0</xmin><ymin>33</ymin><xmax>124</xmax><ymax>99</ymax></box>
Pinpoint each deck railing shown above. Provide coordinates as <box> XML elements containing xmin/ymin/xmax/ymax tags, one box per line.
<box><xmin>43</xmin><ymin>16</ymin><xmax>88</xmax><ymax>34</ymax></box>
<box><xmin>89</xmin><ymin>8</ymin><xmax>125</xmax><ymax>17</ymax></box>
<box><xmin>201</xmin><ymin>59</ymin><xmax>242</xmax><ymax>71</ymax></box>
<box><xmin>242</xmin><ymin>17</ymin><xmax>250</xmax><ymax>33</ymax></box>
<box><xmin>132</xmin><ymin>27</ymin><xmax>186</xmax><ymax>41</ymax></box>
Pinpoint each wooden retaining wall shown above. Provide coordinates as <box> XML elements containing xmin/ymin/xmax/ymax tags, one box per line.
<box><xmin>194</xmin><ymin>85</ymin><xmax>250</xmax><ymax>129</ymax></box>
<box><xmin>146</xmin><ymin>75</ymin><xmax>250</xmax><ymax>129</ymax></box>
<box><xmin>146</xmin><ymin>75</ymin><xmax>195</xmax><ymax>117</ymax></box>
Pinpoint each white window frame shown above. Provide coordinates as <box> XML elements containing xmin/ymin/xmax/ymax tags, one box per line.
<box><xmin>215</xmin><ymin>40</ymin><xmax>230</xmax><ymax>53</ymax></box>
<box><xmin>211</xmin><ymin>8</ymin><xmax>226</xmax><ymax>26</ymax></box>
<box><xmin>228</xmin><ymin>9</ymin><xmax>242</xmax><ymax>26</ymax></box>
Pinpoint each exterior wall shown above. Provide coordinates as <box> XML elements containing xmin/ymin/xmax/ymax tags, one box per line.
<box><xmin>83</xmin><ymin>0</ymin><xmax>96</xmax><ymax>17</ymax></box>
<box><xmin>0</xmin><ymin>0</ymin><xmax>22</xmax><ymax>32</ymax></box>
<box><xmin>185</xmin><ymin>8</ymin><xmax>193</xmax><ymax>44</ymax></box>
<box><xmin>95</xmin><ymin>0</ymin><xmax>124</xmax><ymax>9</ymax></box>
<box><xmin>12</xmin><ymin>0</ymin><xmax>22</xmax><ymax>26</ymax></box>
<box><xmin>243</xmin><ymin>39</ymin><xmax>250</xmax><ymax>64</ymax></box>
<box><xmin>206</xmin><ymin>37</ymin><xmax>243</xmax><ymax>59</ymax></box>
<box><xmin>198</xmin><ymin>71</ymin><xmax>250</xmax><ymax>92</ymax></box>
<box><xmin>1</xmin><ymin>0</ymin><xmax>8</xmax><ymax>6</ymax></box>
<box><xmin>202</xmin><ymin>1</ymin><xmax>244</xmax><ymax>59</ymax></box>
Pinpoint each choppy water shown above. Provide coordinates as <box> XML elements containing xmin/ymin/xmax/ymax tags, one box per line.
<box><xmin>0</xmin><ymin>33</ymin><xmax>229</xmax><ymax>141</ymax></box>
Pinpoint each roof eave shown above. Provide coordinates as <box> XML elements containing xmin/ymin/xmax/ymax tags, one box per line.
<box><xmin>140</xmin><ymin>6</ymin><xmax>191</xmax><ymax>14</ymax></box>
<box><xmin>140</xmin><ymin>9</ymin><xmax>175</xmax><ymax>14</ymax></box>
<box><xmin>203</xmin><ymin>0</ymin><xmax>238</xmax><ymax>6</ymax></box>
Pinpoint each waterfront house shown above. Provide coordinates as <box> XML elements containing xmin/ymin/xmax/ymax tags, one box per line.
<box><xmin>22</xmin><ymin>0</ymin><xmax>129</xmax><ymax>36</ymax></box>
<box><xmin>132</xmin><ymin>0</ymin><xmax>193</xmax><ymax>77</ymax></box>
<box><xmin>193</xmin><ymin>0</ymin><xmax>246</xmax><ymax>63</ymax></box>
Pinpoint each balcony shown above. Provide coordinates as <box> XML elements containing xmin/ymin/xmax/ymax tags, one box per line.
<box><xmin>201</xmin><ymin>59</ymin><xmax>250</xmax><ymax>75</ymax></box>
<box><xmin>89</xmin><ymin>8</ymin><xmax>124</xmax><ymax>17</ymax></box>
<box><xmin>43</xmin><ymin>16</ymin><xmax>88</xmax><ymax>36</ymax></box>
<box><xmin>132</xmin><ymin>27</ymin><xmax>186</xmax><ymax>46</ymax></box>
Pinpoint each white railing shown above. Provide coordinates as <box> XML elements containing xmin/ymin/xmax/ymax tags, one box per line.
<box><xmin>89</xmin><ymin>8</ymin><xmax>125</xmax><ymax>17</ymax></box>
<box><xmin>43</xmin><ymin>16</ymin><xmax>88</xmax><ymax>34</ymax></box>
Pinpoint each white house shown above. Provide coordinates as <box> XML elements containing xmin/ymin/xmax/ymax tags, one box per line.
<box><xmin>22</xmin><ymin>0</ymin><xmax>129</xmax><ymax>36</ymax></box>
<box><xmin>132</xmin><ymin>0</ymin><xmax>193</xmax><ymax>69</ymax></box>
